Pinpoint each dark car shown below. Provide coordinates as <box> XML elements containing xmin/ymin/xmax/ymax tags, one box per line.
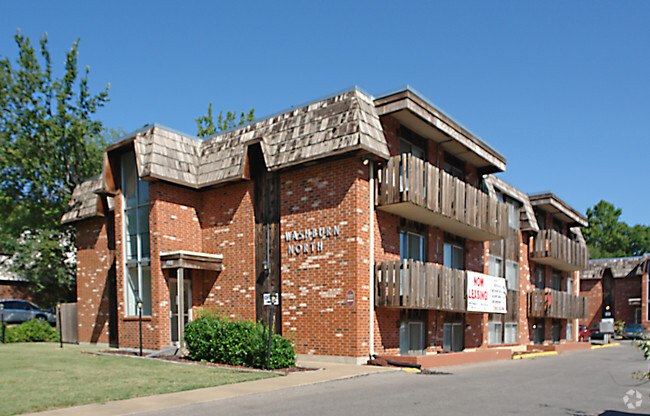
<box><xmin>622</xmin><ymin>324</ymin><xmax>646</xmax><ymax>340</ymax></box>
<box><xmin>0</xmin><ymin>300</ymin><xmax>56</xmax><ymax>325</ymax></box>
<box><xmin>589</xmin><ymin>324</ymin><xmax>604</xmax><ymax>341</ymax></box>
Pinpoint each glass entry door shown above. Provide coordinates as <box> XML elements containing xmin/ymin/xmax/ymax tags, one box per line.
<box><xmin>169</xmin><ymin>276</ymin><xmax>191</xmax><ymax>344</ymax></box>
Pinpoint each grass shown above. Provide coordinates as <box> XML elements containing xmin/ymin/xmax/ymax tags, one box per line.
<box><xmin>0</xmin><ymin>343</ymin><xmax>275</xmax><ymax>415</ymax></box>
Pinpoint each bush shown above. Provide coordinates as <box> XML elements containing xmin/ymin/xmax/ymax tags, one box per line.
<box><xmin>185</xmin><ymin>315</ymin><xmax>295</xmax><ymax>369</ymax></box>
<box><xmin>5</xmin><ymin>319</ymin><xmax>59</xmax><ymax>343</ymax></box>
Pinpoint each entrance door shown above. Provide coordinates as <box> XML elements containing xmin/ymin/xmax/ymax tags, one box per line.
<box><xmin>169</xmin><ymin>277</ymin><xmax>192</xmax><ymax>344</ymax></box>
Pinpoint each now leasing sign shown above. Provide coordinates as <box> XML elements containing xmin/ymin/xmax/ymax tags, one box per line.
<box><xmin>466</xmin><ymin>271</ymin><xmax>507</xmax><ymax>314</ymax></box>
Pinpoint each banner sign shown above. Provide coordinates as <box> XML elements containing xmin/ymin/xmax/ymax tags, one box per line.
<box><xmin>466</xmin><ymin>271</ymin><xmax>507</xmax><ymax>314</ymax></box>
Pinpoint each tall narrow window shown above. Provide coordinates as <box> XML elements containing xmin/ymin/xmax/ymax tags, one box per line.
<box><xmin>400</xmin><ymin>231</ymin><xmax>425</xmax><ymax>262</ymax></box>
<box><xmin>122</xmin><ymin>152</ymin><xmax>151</xmax><ymax>316</ymax></box>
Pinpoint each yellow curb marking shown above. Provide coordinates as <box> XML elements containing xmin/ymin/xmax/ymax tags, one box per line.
<box><xmin>591</xmin><ymin>342</ymin><xmax>620</xmax><ymax>349</ymax></box>
<box><xmin>512</xmin><ymin>351</ymin><xmax>558</xmax><ymax>360</ymax></box>
<box><xmin>401</xmin><ymin>367</ymin><xmax>421</xmax><ymax>373</ymax></box>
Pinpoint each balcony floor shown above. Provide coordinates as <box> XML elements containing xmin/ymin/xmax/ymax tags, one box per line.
<box><xmin>378</xmin><ymin>202</ymin><xmax>504</xmax><ymax>241</ymax></box>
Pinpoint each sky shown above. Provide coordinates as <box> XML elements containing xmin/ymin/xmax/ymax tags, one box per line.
<box><xmin>1</xmin><ymin>1</ymin><xmax>648</xmax><ymax>226</ymax></box>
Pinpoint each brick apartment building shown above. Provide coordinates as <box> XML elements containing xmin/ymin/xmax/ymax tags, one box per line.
<box><xmin>581</xmin><ymin>255</ymin><xmax>650</xmax><ymax>330</ymax></box>
<box><xmin>62</xmin><ymin>86</ymin><xmax>590</xmax><ymax>363</ymax></box>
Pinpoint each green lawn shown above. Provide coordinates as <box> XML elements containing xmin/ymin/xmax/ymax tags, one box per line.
<box><xmin>0</xmin><ymin>343</ymin><xmax>275</xmax><ymax>415</ymax></box>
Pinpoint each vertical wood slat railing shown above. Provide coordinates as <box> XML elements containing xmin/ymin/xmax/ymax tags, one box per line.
<box><xmin>528</xmin><ymin>288</ymin><xmax>589</xmax><ymax>320</ymax></box>
<box><xmin>376</xmin><ymin>154</ymin><xmax>508</xmax><ymax>239</ymax></box>
<box><xmin>532</xmin><ymin>229</ymin><xmax>589</xmax><ymax>270</ymax></box>
<box><xmin>375</xmin><ymin>260</ymin><xmax>466</xmax><ymax>312</ymax></box>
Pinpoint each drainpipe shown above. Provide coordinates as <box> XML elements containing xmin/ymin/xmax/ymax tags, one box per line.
<box><xmin>368</xmin><ymin>160</ymin><xmax>375</xmax><ymax>358</ymax></box>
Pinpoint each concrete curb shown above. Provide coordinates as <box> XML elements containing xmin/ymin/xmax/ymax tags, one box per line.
<box><xmin>512</xmin><ymin>351</ymin><xmax>558</xmax><ymax>360</ymax></box>
<box><xmin>591</xmin><ymin>342</ymin><xmax>621</xmax><ymax>349</ymax></box>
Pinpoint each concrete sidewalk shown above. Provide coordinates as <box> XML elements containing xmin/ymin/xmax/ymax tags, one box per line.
<box><xmin>24</xmin><ymin>360</ymin><xmax>396</xmax><ymax>416</ymax></box>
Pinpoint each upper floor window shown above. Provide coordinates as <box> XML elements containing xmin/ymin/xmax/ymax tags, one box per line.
<box><xmin>533</xmin><ymin>268</ymin><xmax>545</xmax><ymax>289</ymax></box>
<box><xmin>400</xmin><ymin>231</ymin><xmax>425</xmax><ymax>262</ymax></box>
<box><xmin>121</xmin><ymin>152</ymin><xmax>151</xmax><ymax>316</ymax></box>
<box><xmin>552</xmin><ymin>272</ymin><xmax>561</xmax><ymax>291</ymax></box>
<box><xmin>400</xmin><ymin>138</ymin><xmax>424</xmax><ymax>160</ymax></box>
<box><xmin>443</xmin><ymin>152</ymin><xmax>465</xmax><ymax>181</ymax></box>
<box><xmin>506</xmin><ymin>199</ymin><xmax>520</xmax><ymax>230</ymax></box>
<box><xmin>444</xmin><ymin>235</ymin><xmax>464</xmax><ymax>270</ymax></box>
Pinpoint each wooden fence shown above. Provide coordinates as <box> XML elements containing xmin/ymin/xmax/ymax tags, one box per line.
<box><xmin>375</xmin><ymin>260</ymin><xmax>466</xmax><ymax>312</ymax></box>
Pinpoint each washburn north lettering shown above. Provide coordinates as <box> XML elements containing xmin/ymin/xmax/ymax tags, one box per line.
<box><xmin>286</xmin><ymin>225</ymin><xmax>339</xmax><ymax>255</ymax></box>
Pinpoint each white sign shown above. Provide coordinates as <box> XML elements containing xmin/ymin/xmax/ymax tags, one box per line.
<box><xmin>263</xmin><ymin>293</ymin><xmax>279</xmax><ymax>306</ymax></box>
<box><xmin>466</xmin><ymin>271</ymin><xmax>507</xmax><ymax>314</ymax></box>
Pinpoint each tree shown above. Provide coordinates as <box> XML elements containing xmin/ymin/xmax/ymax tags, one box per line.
<box><xmin>582</xmin><ymin>200</ymin><xmax>650</xmax><ymax>259</ymax></box>
<box><xmin>195</xmin><ymin>102</ymin><xmax>254</xmax><ymax>137</ymax></box>
<box><xmin>0</xmin><ymin>31</ymin><xmax>109</xmax><ymax>305</ymax></box>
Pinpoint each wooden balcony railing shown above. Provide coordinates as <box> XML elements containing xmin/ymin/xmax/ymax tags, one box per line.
<box><xmin>530</xmin><ymin>229</ymin><xmax>589</xmax><ymax>271</ymax></box>
<box><xmin>376</xmin><ymin>154</ymin><xmax>508</xmax><ymax>241</ymax></box>
<box><xmin>375</xmin><ymin>260</ymin><xmax>466</xmax><ymax>312</ymax></box>
<box><xmin>528</xmin><ymin>289</ymin><xmax>589</xmax><ymax>320</ymax></box>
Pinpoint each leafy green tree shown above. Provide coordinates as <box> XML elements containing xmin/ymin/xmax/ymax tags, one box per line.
<box><xmin>0</xmin><ymin>31</ymin><xmax>109</xmax><ymax>305</ymax></box>
<box><xmin>583</xmin><ymin>200</ymin><xmax>650</xmax><ymax>259</ymax></box>
<box><xmin>195</xmin><ymin>102</ymin><xmax>254</xmax><ymax>137</ymax></box>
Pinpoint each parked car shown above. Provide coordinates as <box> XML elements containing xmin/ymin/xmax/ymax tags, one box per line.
<box><xmin>622</xmin><ymin>324</ymin><xmax>646</xmax><ymax>340</ymax></box>
<box><xmin>578</xmin><ymin>324</ymin><xmax>591</xmax><ymax>342</ymax></box>
<box><xmin>0</xmin><ymin>300</ymin><xmax>56</xmax><ymax>325</ymax></box>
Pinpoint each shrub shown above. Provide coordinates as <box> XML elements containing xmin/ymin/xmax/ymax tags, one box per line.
<box><xmin>185</xmin><ymin>315</ymin><xmax>295</xmax><ymax>369</ymax></box>
<box><xmin>6</xmin><ymin>319</ymin><xmax>59</xmax><ymax>343</ymax></box>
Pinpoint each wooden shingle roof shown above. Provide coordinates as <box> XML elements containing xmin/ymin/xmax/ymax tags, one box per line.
<box><xmin>63</xmin><ymin>88</ymin><xmax>389</xmax><ymax>223</ymax></box>
<box><xmin>61</xmin><ymin>177</ymin><xmax>114</xmax><ymax>224</ymax></box>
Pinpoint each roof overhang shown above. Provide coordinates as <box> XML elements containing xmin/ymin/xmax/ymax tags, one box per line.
<box><xmin>529</xmin><ymin>193</ymin><xmax>587</xmax><ymax>227</ymax></box>
<box><xmin>374</xmin><ymin>88</ymin><xmax>506</xmax><ymax>174</ymax></box>
<box><xmin>160</xmin><ymin>251</ymin><xmax>223</xmax><ymax>272</ymax></box>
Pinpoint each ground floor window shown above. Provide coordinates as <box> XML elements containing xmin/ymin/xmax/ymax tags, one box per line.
<box><xmin>504</xmin><ymin>322</ymin><xmax>518</xmax><ymax>344</ymax></box>
<box><xmin>488</xmin><ymin>316</ymin><xmax>503</xmax><ymax>345</ymax></box>
<box><xmin>400</xmin><ymin>321</ymin><xmax>425</xmax><ymax>355</ymax></box>
<box><xmin>442</xmin><ymin>314</ymin><xmax>463</xmax><ymax>352</ymax></box>
<box><xmin>126</xmin><ymin>266</ymin><xmax>151</xmax><ymax>316</ymax></box>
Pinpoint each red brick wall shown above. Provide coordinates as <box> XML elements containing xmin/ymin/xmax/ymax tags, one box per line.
<box><xmin>280</xmin><ymin>157</ymin><xmax>368</xmax><ymax>357</ymax></box>
<box><xmin>613</xmin><ymin>276</ymin><xmax>641</xmax><ymax>324</ymax></box>
<box><xmin>75</xmin><ymin>216</ymin><xmax>111</xmax><ymax>345</ymax></box>
<box><xmin>580</xmin><ymin>279</ymin><xmax>602</xmax><ymax>329</ymax></box>
<box><xmin>198</xmin><ymin>181</ymin><xmax>255</xmax><ymax>320</ymax></box>
<box><xmin>518</xmin><ymin>231</ymin><xmax>532</xmax><ymax>344</ymax></box>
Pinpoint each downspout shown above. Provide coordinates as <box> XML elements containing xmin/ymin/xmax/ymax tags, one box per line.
<box><xmin>369</xmin><ymin>160</ymin><xmax>375</xmax><ymax>358</ymax></box>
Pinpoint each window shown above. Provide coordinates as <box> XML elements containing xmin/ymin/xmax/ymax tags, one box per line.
<box><xmin>488</xmin><ymin>317</ymin><xmax>503</xmax><ymax>345</ymax></box>
<box><xmin>505</xmin><ymin>260</ymin><xmax>519</xmax><ymax>291</ymax></box>
<box><xmin>399</xmin><ymin>139</ymin><xmax>424</xmax><ymax>160</ymax></box>
<box><xmin>400</xmin><ymin>231</ymin><xmax>425</xmax><ymax>262</ymax></box>
<box><xmin>443</xmin><ymin>152</ymin><xmax>465</xmax><ymax>181</ymax></box>
<box><xmin>567</xmin><ymin>278</ymin><xmax>574</xmax><ymax>295</ymax></box>
<box><xmin>566</xmin><ymin>323</ymin><xmax>573</xmax><ymax>341</ymax></box>
<box><xmin>444</xmin><ymin>241</ymin><xmax>464</xmax><ymax>270</ymax></box>
<box><xmin>506</xmin><ymin>199</ymin><xmax>520</xmax><ymax>230</ymax></box>
<box><xmin>504</xmin><ymin>322</ymin><xmax>518</xmax><ymax>344</ymax></box>
<box><xmin>489</xmin><ymin>255</ymin><xmax>503</xmax><ymax>278</ymax></box>
<box><xmin>533</xmin><ymin>268</ymin><xmax>545</xmax><ymax>289</ymax></box>
<box><xmin>552</xmin><ymin>272</ymin><xmax>561</xmax><ymax>291</ymax></box>
<box><xmin>122</xmin><ymin>152</ymin><xmax>151</xmax><ymax>316</ymax></box>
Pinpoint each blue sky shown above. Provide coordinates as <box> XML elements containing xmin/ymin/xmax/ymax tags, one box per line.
<box><xmin>2</xmin><ymin>1</ymin><xmax>648</xmax><ymax>226</ymax></box>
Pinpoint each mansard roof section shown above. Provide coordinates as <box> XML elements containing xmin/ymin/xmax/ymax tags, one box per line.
<box><xmin>374</xmin><ymin>86</ymin><xmax>506</xmax><ymax>174</ymax></box>
<box><xmin>200</xmin><ymin>88</ymin><xmax>389</xmax><ymax>180</ymax></box>
<box><xmin>529</xmin><ymin>192</ymin><xmax>588</xmax><ymax>227</ymax></box>
<box><xmin>582</xmin><ymin>255</ymin><xmax>650</xmax><ymax>280</ymax></box>
<box><xmin>483</xmin><ymin>175</ymin><xmax>539</xmax><ymax>232</ymax></box>
<box><xmin>61</xmin><ymin>176</ymin><xmax>114</xmax><ymax>224</ymax></box>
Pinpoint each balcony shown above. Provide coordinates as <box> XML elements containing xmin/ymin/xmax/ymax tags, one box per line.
<box><xmin>375</xmin><ymin>260</ymin><xmax>466</xmax><ymax>312</ymax></box>
<box><xmin>528</xmin><ymin>289</ymin><xmax>588</xmax><ymax>320</ymax></box>
<box><xmin>376</xmin><ymin>154</ymin><xmax>508</xmax><ymax>241</ymax></box>
<box><xmin>530</xmin><ymin>229</ymin><xmax>589</xmax><ymax>272</ymax></box>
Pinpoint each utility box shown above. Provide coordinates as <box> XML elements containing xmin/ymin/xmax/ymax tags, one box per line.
<box><xmin>600</xmin><ymin>318</ymin><xmax>615</xmax><ymax>334</ymax></box>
